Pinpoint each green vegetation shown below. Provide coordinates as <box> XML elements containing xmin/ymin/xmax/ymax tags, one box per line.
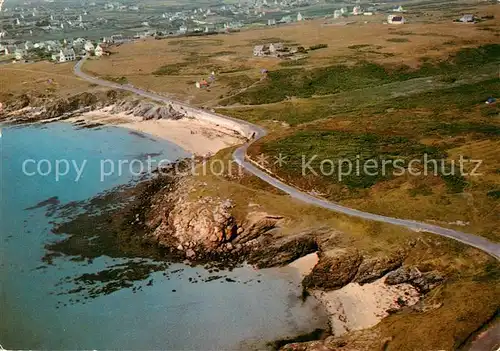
<box><xmin>387</xmin><ymin>37</ymin><xmax>410</xmax><ymax>43</ymax></box>
<box><xmin>152</xmin><ymin>62</ymin><xmax>190</xmax><ymax>75</ymax></box>
<box><xmin>218</xmin><ymin>74</ymin><xmax>258</xmax><ymax>91</ymax></box>
<box><xmin>104</xmin><ymin>76</ymin><xmax>128</xmax><ymax>84</ymax></box>
<box><xmin>309</xmin><ymin>43</ymin><xmax>328</xmax><ymax>51</ymax></box>
<box><xmin>253</xmin><ymin>130</ymin><xmax>473</xmax><ymax>199</ymax></box>
<box><xmin>220</xmin><ymin>44</ymin><xmax>500</xmax><ymax>106</ymax></box>
<box><xmin>348</xmin><ymin>44</ymin><xmax>373</xmax><ymax>49</ymax></box>
<box><xmin>279</xmin><ymin>59</ymin><xmax>308</xmax><ymax>67</ymax></box>
<box><xmin>215</xmin><ymin>44</ymin><xmax>500</xmax><ymax>236</ymax></box>
<box><xmin>487</xmin><ymin>190</ymin><xmax>500</xmax><ymax>199</ymax></box>
<box><xmin>27</xmin><ymin>48</ymin><xmax>53</xmax><ymax>60</ymax></box>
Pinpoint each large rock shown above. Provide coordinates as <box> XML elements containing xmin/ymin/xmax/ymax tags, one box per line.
<box><xmin>385</xmin><ymin>266</ymin><xmax>443</xmax><ymax>293</ymax></box>
<box><xmin>110</xmin><ymin>99</ymin><xmax>185</xmax><ymax>120</ymax></box>
<box><xmin>302</xmin><ymin>248</ymin><xmax>363</xmax><ymax>290</ymax></box>
<box><xmin>353</xmin><ymin>251</ymin><xmax>405</xmax><ymax>284</ymax></box>
<box><xmin>280</xmin><ymin>329</ymin><xmax>383</xmax><ymax>351</ymax></box>
<box><xmin>385</xmin><ymin>266</ymin><xmax>422</xmax><ymax>285</ymax></box>
<box><xmin>148</xmin><ymin>189</ymin><xmax>237</xmax><ymax>250</ymax></box>
<box><xmin>248</xmin><ymin>231</ymin><xmax>318</xmax><ymax>268</ymax></box>
<box><xmin>232</xmin><ymin>211</ymin><xmax>283</xmax><ymax>244</ymax></box>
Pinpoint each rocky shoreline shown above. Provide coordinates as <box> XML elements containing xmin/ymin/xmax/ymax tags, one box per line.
<box><xmin>0</xmin><ymin>90</ymin><xmax>193</xmax><ymax>126</ymax></box>
<box><xmin>110</xmin><ymin>163</ymin><xmax>451</xmax><ymax>348</ymax></box>
<box><xmin>6</xmin><ymin>91</ymin><xmax>491</xmax><ymax>351</ymax></box>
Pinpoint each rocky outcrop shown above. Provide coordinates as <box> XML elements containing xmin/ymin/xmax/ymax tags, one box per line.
<box><xmin>353</xmin><ymin>251</ymin><xmax>405</xmax><ymax>284</ymax></box>
<box><xmin>149</xmin><ymin>196</ymin><xmax>237</xmax><ymax>250</ymax></box>
<box><xmin>110</xmin><ymin>99</ymin><xmax>185</xmax><ymax>120</ymax></box>
<box><xmin>0</xmin><ymin>90</ymin><xmax>125</xmax><ymax>124</ymax></box>
<box><xmin>302</xmin><ymin>248</ymin><xmax>363</xmax><ymax>290</ymax></box>
<box><xmin>280</xmin><ymin>329</ymin><xmax>384</xmax><ymax>351</ymax></box>
<box><xmin>248</xmin><ymin>231</ymin><xmax>319</xmax><ymax>268</ymax></box>
<box><xmin>385</xmin><ymin>266</ymin><xmax>444</xmax><ymax>293</ymax></box>
<box><xmin>144</xmin><ymin>176</ymin><xmax>291</xmax><ymax>262</ymax></box>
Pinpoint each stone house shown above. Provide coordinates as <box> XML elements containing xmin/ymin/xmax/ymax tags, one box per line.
<box><xmin>57</xmin><ymin>48</ymin><xmax>76</xmax><ymax>62</ymax></box>
<box><xmin>387</xmin><ymin>15</ymin><xmax>406</xmax><ymax>24</ymax></box>
<box><xmin>84</xmin><ymin>40</ymin><xmax>95</xmax><ymax>52</ymax></box>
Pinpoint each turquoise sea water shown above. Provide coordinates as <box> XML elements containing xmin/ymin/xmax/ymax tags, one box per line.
<box><xmin>0</xmin><ymin>123</ymin><xmax>326</xmax><ymax>350</ymax></box>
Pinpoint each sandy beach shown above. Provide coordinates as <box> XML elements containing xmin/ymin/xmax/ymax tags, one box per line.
<box><xmin>288</xmin><ymin>252</ymin><xmax>319</xmax><ymax>278</ymax></box>
<box><xmin>71</xmin><ymin>106</ymin><xmax>246</xmax><ymax>156</ymax></box>
<box><xmin>312</xmin><ymin>275</ymin><xmax>420</xmax><ymax>336</ymax></box>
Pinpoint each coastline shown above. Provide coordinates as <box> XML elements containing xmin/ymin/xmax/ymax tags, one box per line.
<box><xmin>1</xmin><ymin>54</ymin><xmax>497</xmax><ymax>349</ymax></box>
<box><xmin>70</xmin><ymin>106</ymin><xmax>247</xmax><ymax>157</ymax></box>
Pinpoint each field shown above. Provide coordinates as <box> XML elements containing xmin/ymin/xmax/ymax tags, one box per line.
<box><xmin>82</xmin><ymin>3</ymin><xmax>500</xmax><ymax>105</ymax></box>
<box><xmin>0</xmin><ymin>62</ymin><xmax>96</xmax><ymax>99</ymax></box>
<box><xmin>74</xmin><ymin>3</ymin><xmax>500</xmax><ymax>239</ymax></box>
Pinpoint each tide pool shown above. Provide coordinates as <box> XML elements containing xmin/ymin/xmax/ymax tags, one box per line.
<box><xmin>0</xmin><ymin>123</ymin><xmax>326</xmax><ymax>350</ymax></box>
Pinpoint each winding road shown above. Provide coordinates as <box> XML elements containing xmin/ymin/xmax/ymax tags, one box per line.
<box><xmin>74</xmin><ymin>57</ymin><xmax>500</xmax><ymax>261</ymax></box>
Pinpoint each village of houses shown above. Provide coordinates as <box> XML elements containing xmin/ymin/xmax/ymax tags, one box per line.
<box><xmin>0</xmin><ymin>37</ymin><xmax>110</xmax><ymax>63</ymax></box>
<box><xmin>0</xmin><ymin>1</ymin><xmax>491</xmax><ymax>66</ymax></box>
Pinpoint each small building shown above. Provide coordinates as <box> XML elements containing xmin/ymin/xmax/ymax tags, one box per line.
<box><xmin>297</xmin><ymin>12</ymin><xmax>303</xmax><ymax>21</ymax></box>
<box><xmin>3</xmin><ymin>45</ymin><xmax>14</xmax><ymax>55</ymax></box>
<box><xmin>94</xmin><ymin>44</ymin><xmax>104</xmax><ymax>57</ymax></box>
<box><xmin>84</xmin><ymin>40</ymin><xmax>95</xmax><ymax>52</ymax></box>
<box><xmin>253</xmin><ymin>44</ymin><xmax>269</xmax><ymax>56</ymax></box>
<box><xmin>14</xmin><ymin>49</ymin><xmax>26</xmax><ymax>60</ymax></box>
<box><xmin>352</xmin><ymin>6</ymin><xmax>361</xmax><ymax>16</ymax></box>
<box><xmin>459</xmin><ymin>14</ymin><xmax>475</xmax><ymax>23</ymax></box>
<box><xmin>195</xmin><ymin>79</ymin><xmax>209</xmax><ymax>89</ymax></box>
<box><xmin>279</xmin><ymin>15</ymin><xmax>292</xmax><ymax>24</ymax></box>
<box><xmin>388</xmin><ymin>15</ymin><xmax>406</xmax><ymax>24</ymax></box>
<box><xmin>267</xmin><ymin>18</ymin><xmax>276</xmax><ymax>26</ymax></box>
<box><xmin>269</xmin><ymin>42</ymin><xmax>284</xmax><ymax>54</ymax></box>
<box><xmin>23</xmin><ymin>41</ymin><xmax>34</xmax><ymax>50</ymax></box>
<box><xmin>58</xmin><ymin>48</ymin><xmax>76</xmax><ymax>62</ymax></box>
<box><xmin>333</xmin><ymin>10</ymin><xmax>342</xmax><ymax>19</ymax></box>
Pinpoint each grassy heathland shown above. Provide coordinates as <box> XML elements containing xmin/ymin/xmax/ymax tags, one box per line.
<box><xmin>217</xmin><ymin>43</ymin><xmax>500</xmax><ymax>241</ymax></box>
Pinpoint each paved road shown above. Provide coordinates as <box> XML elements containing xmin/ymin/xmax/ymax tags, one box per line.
<box><xmin>74</xmin><ymin>57</ymin><xmax>500</xmax><ymax>261</ymax></box>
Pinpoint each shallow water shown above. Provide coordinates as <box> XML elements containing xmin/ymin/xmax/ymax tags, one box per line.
<box><xmin>0</xmin><ymin>123</ymin><xmax>326</xmax><ymax>350</ymax></box>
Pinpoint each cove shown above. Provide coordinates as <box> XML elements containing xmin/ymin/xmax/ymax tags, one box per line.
<box><xmin>0</xmin><ymin>122</ymin><xmax>326</xmax><ymax>350</ymax></box>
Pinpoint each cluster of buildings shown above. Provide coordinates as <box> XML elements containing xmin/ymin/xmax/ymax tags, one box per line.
<box><xmin>253</xmin><ymin>42</ymin><xmax>307</xmax><ymax>59</ymax></box>
<box><xmin>0</xmin><ymin>38</ymin><xmax>108</xmax><ymax>62</ymax></box>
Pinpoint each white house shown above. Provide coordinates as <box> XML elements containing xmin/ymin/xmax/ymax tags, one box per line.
<box><xmin>253</xmin><ymin>44</ymin><xmax>268</xmax><ymax>56</ymax></box>
<box><xmin>84</xmin><ymin>40</ymin><xmax>95</xmax><ymax>52</ymax></box>
<box><xmin>14</xmin><ymin>49</ymin><xmax>26</xmax><ymax>60</ymax></box>
<box><xmin>333</xmin><ymin>10</ymin><xmax>342</xmax><ymax>19</ymax></box>
<box><xmin>267</xmin><ymin>18</ymin><xmax>276</xmax><ymax>26</ymax></box>
<box><xmin>58</xmin><ymin>48</ymin><xmax>76</xmax><ymax>62</ymax></box>
<box><xmin>297</xmin><ymin>12</ymin><xmax>303</xmax><ymax>21</ymax></box>
<box><xmin>388</xmin><ymin>15</ymin><xmax>406</xmax><ymax>24</ymax></box>
<box><xmin>459</xmin><ymin>14</ymin><xmax>475</xmax><ymax>23</ymax></box>
<box><xmin>269</xmin><ymin>42</ymin><xmax>284</xmax><ymax>54</ymax></box>
<box><xmin>94</xmin><ymin>44</ymin><xmax>103</xmax><ymax>57</ymax></box>
<box><xmin>3</xmin><ymin>45</ymin><xmax>16</xmax><ymax>55</ymax></box>
<box><xmin>24</xmin><ymin>41</ymin><xmax>34</xmax><ymax>50</ymax></box>
<box><xmin>279</xmin><ymin>15</ymin><xmax>292</xmax><ymax>23</ymax></box>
